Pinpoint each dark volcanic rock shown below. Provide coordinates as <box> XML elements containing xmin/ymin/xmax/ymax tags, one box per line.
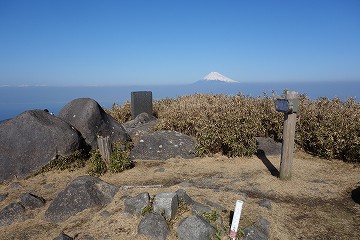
<box><xmin>351</xmin><ymin>186</ymin><xmax>360</xmax><ymax>204</ymax></box>
<box><xmin>256</xmin><ymin>137</ymin><xmax>282</xmax><ymax>156</ymax></box>
<box><xmin>256</xmin><ymin>199</ymin><xmax>272</xmax><ymax>210</ymax></box>
<box><xmin>0</xmin><ymin>110</ymin><xmax>87</xmax><ymax>182</ymax></box>
<box><xmin>244</xmin><ymin>217</ymin><xmax>270</xmax><ymax>240</ymax></box>
<box><xmin>20</xmin><ymin>193</ymin><xmax>46</xmax><ymax>209</ymax></box>
<box><xmin>177</xmin><ymin>215</ymin><xmax>216</xmax><ymax>240</ymax></box>
<box><xmin>138</xmin><ymin>213</ymin><xmax>169</xmax><ymax>240</ymax></box>
<box><xmin>0</xmin><ymin>193</ymin><xmax>8</xmax><ymax>202</ymax></box>
<box><xmin>122</xmin><ymin>112</ymin><xmax>157</xmax><ymax>143</ymax></box>
<box><xmin>0</xmin><ymin>202</ymin><xmax>26</xmax><ymax>227</ymax></box>
<box><xmin>58</xmin><ymin>98</ymin><xmax>130</xmax><ymax>148</ymax></box>
<box><xmin>124</xmin><ymin>192</ymin><xmax>150</xmax><ymax>216</ymax></box>
<box><xmin>130</xmin><ymin>130</ymin><xmax>196</xmax><ymax>160</ymax></box>
<box><xmin>44</xmin><ymin>175</ymin><xmax>118</xmax><ymax>223</ymax></box>
<box><xmin>53</xmin><ymin>232</ymin><xmax>74</xmax><ymax>240</ymax></box>
<box><xmin>175</xmin><ymin>189</ymin><xmax>193</xmax><ymax>205</ymax></box>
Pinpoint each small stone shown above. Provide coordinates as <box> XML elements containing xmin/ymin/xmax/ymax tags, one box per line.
<box><xmin>154</xmin><ymin>168</ymin><xmax>165</xmax><ymax>173</ymax></box>
<box><xmin>10</xmin><ymin>182</ymin><xmax>22</xmax><ymax>189</ymax></box>
<box><xmin>138</xmin><ymin>213</ymin><xmax>169</xmax><ymax>240</ymax></box>
<box><xmin>257</xmin><ymin>199</ymin><xmax>272</xmax><ymax>210</ymax></box>
<box><xmin>244</xmin><ymin>217</ymin><xmax>270</xmax><ymax>240</ymax></box>
<box><xmin>20</xmin><ymin>193</ymin><xmax>46</xmax><ymax>209</ymax></box>
<box><xmin>175</xmin><ymin>189</ymin><xmax>193</xmax><ymax>205</ymax></box>
<box><xmin>0</xmin><ymin>193</ymin><xmax>8</xmax><ymax>202</ymax></box>
<box><xmin>192</xmin><ymin>202</ymin><xmax>212</xmax><ymax>215</ymax></box>
<box><xmin>177</xmin><ymin>215</ymin><xmax>216</xmax><ymax>240</ymax></box>
<box><xmin>53</xmin><ymin>232</ymin><xmax>73</xmax><ymax>240</ymax></box>
<box><xmin>99</xmin><ymin>210</ymin><xmax>111</xmax><ymax>218</ymax></box>
<box><xmin>178</xmin><ymin>182</ymin><xmax>192</xmax><ymax>187</ymax></box>
<box><xmin>124</xmin><ymin>192</ymin><xmax>150</xmax><ymax>216</ymax></box>
<box><xmin>0</xmin><ymin>202</ymin><xmax>26</xmax><ymax>227</ymax></box>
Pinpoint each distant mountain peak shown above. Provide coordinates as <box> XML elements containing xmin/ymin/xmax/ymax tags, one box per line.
<box><xmin>202</xmin><ymin>72</ymin><xmax>238</xmax><ymax>83</ymax></box>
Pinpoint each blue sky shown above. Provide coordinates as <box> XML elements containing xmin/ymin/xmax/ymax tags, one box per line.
<box><xmin>0</xmin><ymin>0</ymin><xmax>359</xmax><ymax>86</ymax></box>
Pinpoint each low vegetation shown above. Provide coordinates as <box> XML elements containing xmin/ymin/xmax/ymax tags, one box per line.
<box><xmin>109</xmin><ymin>93</ymin><xmax>360</xmax><ymax>163</ymax></box>
<box><xmin>88</xmin><ymin>141</ymin><xmax>134</xmax><ymax>176</ymax></box>
<box><xmin>38</xmin><ymin>149</ymin><xmax>89</xmax><ymax>174</ymax></box>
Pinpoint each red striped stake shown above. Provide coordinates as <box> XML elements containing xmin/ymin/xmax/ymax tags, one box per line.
<box><xmin>229</xmin><ymin>200</ymin><xmax>244</xmax><ymax>239</ymax></box>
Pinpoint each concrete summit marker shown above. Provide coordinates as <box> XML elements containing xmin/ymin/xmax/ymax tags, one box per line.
<box><xmin>131</xmin><ymin>91</ymin><xmax>153</xmax><ymax>119</ymax></box>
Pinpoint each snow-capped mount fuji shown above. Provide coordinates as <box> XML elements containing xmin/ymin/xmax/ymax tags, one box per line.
<box><xmin>201</xmin><ymin>72</ymin><xmax>238</xmax><ymax>83</ymax></box>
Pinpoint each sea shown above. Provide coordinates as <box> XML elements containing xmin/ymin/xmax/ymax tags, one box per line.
<box><xmin>0</xmin><ymin>81</ymin><xmax>359</xmax><ymax>122</ymax></box>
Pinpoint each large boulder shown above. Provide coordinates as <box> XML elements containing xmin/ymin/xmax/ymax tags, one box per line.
<box><xmin>130</xmin><ymin>130</ymin><xmax>196</xmax><ymax>160</ymax></box>
<box><xmin>58</xmin><ymin>98</ymin><xmax>130</xmax><ymax>148</ymax></box>
<box><xmin>44</xmin><ymin>175</ymin><xmax>118</xmax><ymax>223</ymax></box>
<box><xmin>0</xmin><ymin>110</ymin><xmax>87</xmax><ymax>182</ymax></box>
<box><xmin>122</xmin><ymin>112</ymin><xmax>157</xmax><ymax>143</ymax></box>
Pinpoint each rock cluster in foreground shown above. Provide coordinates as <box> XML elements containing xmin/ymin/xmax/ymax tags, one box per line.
<box><xmin>0</xmin><ymin>175</ymin><xmax>270</xmax><ymax>240</ymax></box>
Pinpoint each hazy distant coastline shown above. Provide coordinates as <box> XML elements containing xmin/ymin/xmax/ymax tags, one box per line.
<box><xmin>1</xmin><ymin>81</ymin><xmax>359</xmax><ymax>121</ymax></box>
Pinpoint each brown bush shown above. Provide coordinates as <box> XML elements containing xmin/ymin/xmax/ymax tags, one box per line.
<box><xmin>297</xmin><ymin>96</ymin><xmax>360</xmax><ymax>162</ymax></box>
<box><xmin>153</xmin><ymin>93</ymin><xmax>283</xmax><ymax>157</ymax></box>
<box><xmin>106</xmin><ymin>101</ymin><xmax>132</xmax><ymax>123</ymax></box>
<box><xmin>107</xmin><ymin>93</ymin><xmax>360</xmax><ymax>162</ymax></box>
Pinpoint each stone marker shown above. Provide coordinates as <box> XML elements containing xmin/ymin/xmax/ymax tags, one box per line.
<box><xmin>153</xmin><ymin>192</ymin><xmax>178</xmax><ymax>220</ymax></box>
<box><xmin>131</xmin><ymin>91</ymin><xmax>153</xmax><ymax>119</ymax></box>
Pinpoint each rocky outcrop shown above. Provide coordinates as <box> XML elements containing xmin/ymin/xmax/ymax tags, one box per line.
<box><xmin>130</xmin><ymin>130</ymin><xmax>196</xmax><ymax>160</ymax></box>
<box><xmin>58</xmin><ymin>98</ymin><xmax>130</xmax><ymax>149</ymax></box>
<box><xmin>127</xmin><ymin>189</ymin><xmax>228</xmax><ymax>240</ymax></box>
<box><xmin>45</xmin><ymin>176</ymin><xmax>118</xmax><ymax>223</ymax></box>
<box><xmin>0</xmin><ymin>110</ymin><xmax>87</xmax><ymax>182</ymax></box>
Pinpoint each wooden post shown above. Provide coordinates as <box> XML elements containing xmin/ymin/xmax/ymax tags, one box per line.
<box><xmin>279</xmin><ymin>91</ymin><xmax>298</xmax><ymax>180</ymax></box>
<box><xmin>97</xmin><ymin>136</ymin><xmax>112</xmax><ymax>165</ymax></box>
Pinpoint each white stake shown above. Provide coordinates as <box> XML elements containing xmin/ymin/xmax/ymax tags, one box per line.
<box><xmin>229</xmin><ymin>200</ymin><xmax>244</xmax><ymax>239</ymax></box>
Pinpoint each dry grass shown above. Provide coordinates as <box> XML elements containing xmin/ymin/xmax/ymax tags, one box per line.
<box><xmin>109</xmin><ymin>93</ymin><xmax>360</xmax><ymax>162</ymax></box>
<box><xmin>1</xmin><ymin>152</ymin><xmax>359</xmax><ymax>239</ymax></box>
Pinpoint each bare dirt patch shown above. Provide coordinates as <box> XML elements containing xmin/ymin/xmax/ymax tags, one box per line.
<box><xmin>0</xmin><ymin>151</ymin><xmax>359</xmax><ymax>239</ymax></box>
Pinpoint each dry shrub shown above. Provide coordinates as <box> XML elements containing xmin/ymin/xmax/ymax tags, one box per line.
<box><xmin>106</xmin><ymin>101</ymin><xmax>132</xmax><ymax>123</ymax></box>
<box><xmin>153</xmin><ymin>93</ymin><xmax>283</xmax><ymax>157</ymax></box>
<box><xmin>107</xmin><ymin>93</ymin><xmax>360</xmax><ymax>162</ymax></box>
<box><xmin>297</xmin><ymin>96</ymin><xmax>360</xmax><ymax>162</ymax></box>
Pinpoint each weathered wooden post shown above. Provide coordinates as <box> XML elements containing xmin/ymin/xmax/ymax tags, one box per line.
<box><xmin>131</xmin><ymin>91</ymin><xmax>153</xmax><ymax>119</ymax></box>
<box><xmin>97</xmin><ymin>136</ymin><xmax>111</xmax><ymax>165</ymax></box>
<box><xmin>275</xmin><ymin>90</ymin><xmax>299</xmax><ymax>180</ymax></box>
